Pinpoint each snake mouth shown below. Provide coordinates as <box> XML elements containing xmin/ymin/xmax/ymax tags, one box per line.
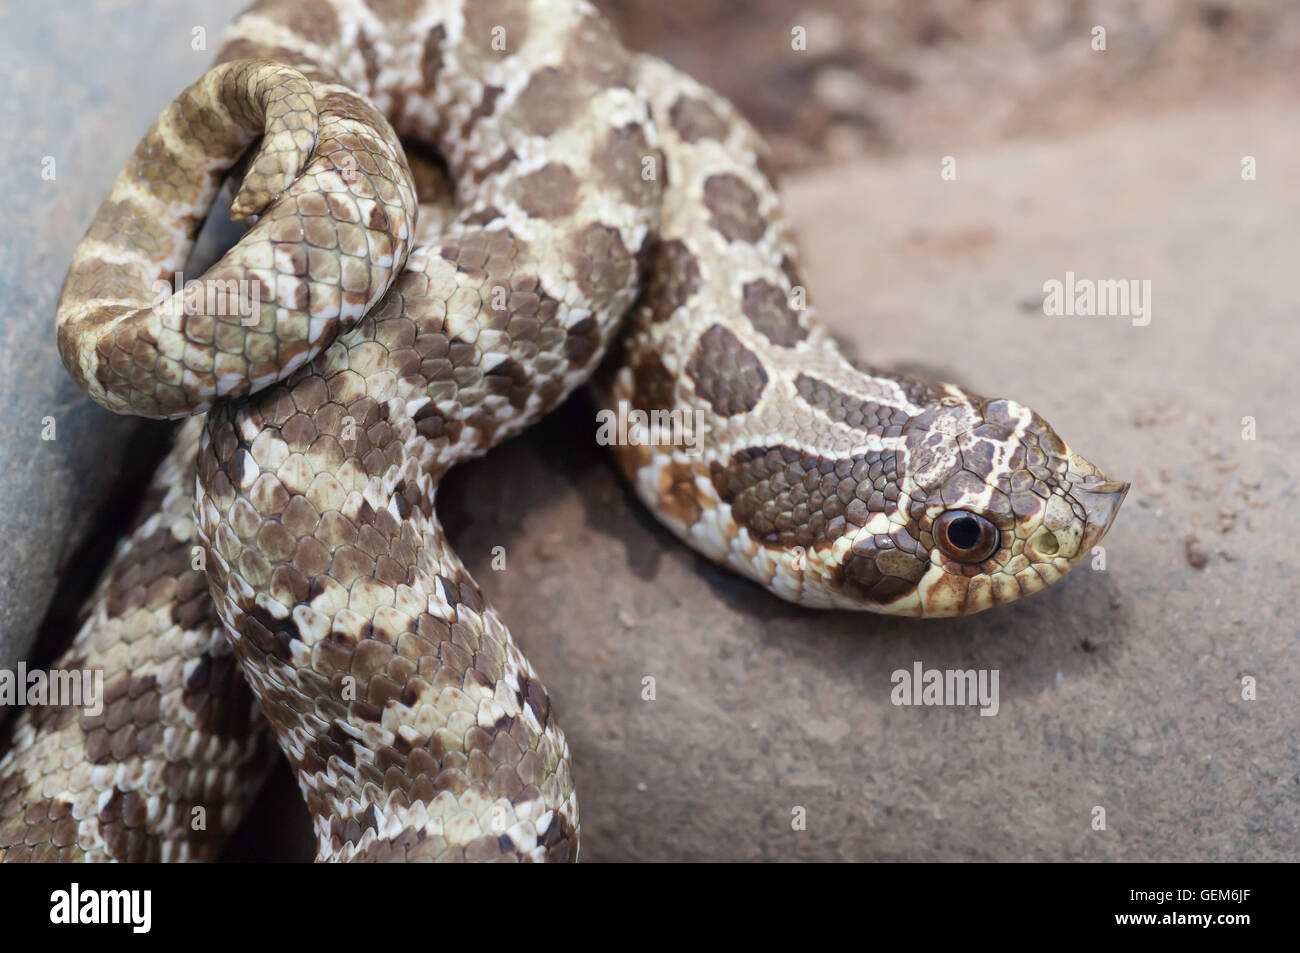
<box><xmin>1075</xmin><ymin>478</ymin><xmax>1129</xmax><ymax>554</ymax></box>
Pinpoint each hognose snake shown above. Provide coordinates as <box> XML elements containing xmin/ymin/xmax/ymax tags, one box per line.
<box><xmin>0</xmin><ymin>0</ymin><xmax>1127</xmax><ymax>861</ymax></box>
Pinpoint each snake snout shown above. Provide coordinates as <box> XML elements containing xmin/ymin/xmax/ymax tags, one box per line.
<box><xmin>1074</xmin><ymin>476</ymin><xmax>1129</xmax><ymax>553</ymax></box>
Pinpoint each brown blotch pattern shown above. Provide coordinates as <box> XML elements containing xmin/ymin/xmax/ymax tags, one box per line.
<box><xmin>657</xmin><ymin>461</ymin><xmax>704</xmax><ymax>525</ymax></box>
<box><xmin>644</xmin><ymin>239</ymin><xmax>701</xmax><ymax>322</ymax></box>
<box><xmin>597</xmin><ymin>124</ymin><xmax>659</xmax><ymax>207</ymax></box>
<box><xmin>421</xmin><ymin>23</ymin><xmax>446</xmax><ymax>90</ymax></box>
<box><xmin>80</xmin><ymin>674</ymin><xmax>163</xmax><ymax>765</ymax></box>
<box><xmin>84</xmin><ymin>199</ymin><xmax>176</xmax><ymax>269</ymax></box>
<box><xmin>355</xmin><ymin>26</ymin><xmax>382</xmax><ymax>87</ymax></box>
<box><xmin>685</xmin><ymin>324</ymin><xmax>769</xmax><ymax>416</ymax></box>
<box><xmin>742</xmin><ymin>278</ymin><xmax>807</xmax><ymax>347</ymax></box>
<box><xmin>216</xmin><ymin>40</ymin><xmax>337</xmax><ymax>85</ymax></box>
<box><xmin>509</xmin><ymin>162</ymin><xmax>579</xmax><ymax>220</ymax></box>
<box><xmin>466</xmin><ymin>84</ymin><xmax>504</xmax><ymax>128</ymax></box>
<box><xmin>795</xmin><ymin>374</ymin><xmax>912</xmax><ymax>432</ymax></box>
<box><xmin>471</xmin><ymin>148</ymin><xmax>519</xmax><ymax>186</ymax></box>
<box><xmin>360</xmin><ymin>0</ymin><xmax>425</xmax><ymax>25</ymax></box>
<box><xmin>569</xmin><ymin>222</ymin><xmax>635</xmax><ymax>306</ymax></box>
<box><xmin>712</xmin><ymin>444</ymin><xmax>906</xmax><ymax>550</ymax></box>
<box><xmin>848</xmin><ymin>356</ymin><xmax>945</xmax><ymax>408</ymax></box>
<box><xmin>461</xmin><ymin>0</ymin><xmax>531</xmax><ymax>57</ymax></box>
<box><xmin>98</xmin><ymin>788</ymin><xmax>164</xmax><ymax>862</ymax></box>
<box><xmin>630</xmin><ymin>352</ymin><xmax>677</xmax><ymax>413</ymax></box>
<box><xmin>702</xmin><ymin>173</ymin><xmax>765</xmax><ymax>243</ymax></box>
<box><xmin>438</xmin><ymin>227</ymin><xmax>521</xmax><ymax>278</ymax></box>
<box><xmin>566</xmin><ymin>10</ymin><xmax>632</xmax><ymax>90</ymax></box>
<box><xmin>0</xmin><ymin>795</ymin><xmax>82</xmax><ymax>863</ymax></box>
<box><xmin>836</xmin><ymin>536</ymin><xmax>928</xmax><ymax>605</ymax></box>
<box><xmin>780</xmin><ymin>254</ymin><xmax>803</xmax><ymax>291</ymax></box>
<box><xmin>101</xmin><ymin>527</ymin><xmax>178</xmax><ymax>619</ymax></box>
<box><xmin>512</xmin><ymin>66</ymin><xmax>581</xmax><ymax>138</ymax></box>
<box><xmin>669</xmin><ymin>94</ymin><xmax>729</xmax><ymax>143</ymax></box>
<box><xmin>245</xmin><ymin>0</ymin><xmax>340</xmax><ymax>47</ymax></box>
<box><xmin>182</xmin><ymin>650</ymin><xmax>261</xmax><ymax>739</ymax></box>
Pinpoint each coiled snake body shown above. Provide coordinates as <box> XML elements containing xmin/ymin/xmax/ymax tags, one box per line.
<box><xmin>1</xmin><ymin>0</ymin><xmax>1126</xmax><ymax>861</ymax></box>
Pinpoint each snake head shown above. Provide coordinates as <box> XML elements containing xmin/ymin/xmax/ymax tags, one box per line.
<box><xmin>831</xmin><ymin>389</ymin><xmax>1127</xmax><ymax>616</ymax></box>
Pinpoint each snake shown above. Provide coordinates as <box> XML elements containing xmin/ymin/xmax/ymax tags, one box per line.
<box><xmin>0</xmin><ymin>0</ymin><xmax>1127</xmax><ymax>862</ymax></box>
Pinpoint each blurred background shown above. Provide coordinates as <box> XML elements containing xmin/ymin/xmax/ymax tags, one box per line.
<box><xmin>602</xmin><ymin>0</ymin><xmax>1300</xmax><ymax>170</ymax></box>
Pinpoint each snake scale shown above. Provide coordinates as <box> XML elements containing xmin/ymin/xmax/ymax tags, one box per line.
<box><xmin>0</xmin><ymin>0</ymin><xmax>1126</xmax><ymax>862</ymax></box>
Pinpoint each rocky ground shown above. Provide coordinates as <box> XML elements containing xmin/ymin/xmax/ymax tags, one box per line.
<box><xmin>2</xmin><ymin>0</ymin><xmax>1296</xmax><ymax>861</ymax></box>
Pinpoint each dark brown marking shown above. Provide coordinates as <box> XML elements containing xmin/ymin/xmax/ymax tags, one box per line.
<box><xmin>564</xmin><ymin>316</ymin><xmax>601</xmax><ymax>367</ymax></box>
<box><xmin>360</xmin><ymin>0</ymin><xmax>425</xmax><ymax>25</ymax></box>
<box><xmin>78</xmin><ymin>674</ymin><xmax>162</xmax><ymax>763</ymax></box>
<box><xmin>669</xmin><ymin>95</ymin><xmax>729</xmax><ymax>143</ymax></box>
<box><xmin>565</xmin><ymin>10</ymin><xmax>633</xmax><ymax>89</ymax></box>
<box><xmin>98</xmin><ymin>788</ymin><xmax>162</xmax><ymax>862</ymax></box>
<box><xmin>569</xmin><ymin>222</ymin><xmax>634</xmax><ymax>307</ymax></box>
<box><xmin>596</xmin><ymin>124</ymin><xmax>658</xmax><ymax>207</ymax></box>
<box><xmin>466</xmin><ymin>85</ymin><xmax>504</xmax><ymax>126</ymax></box>
<box><xmin>241</xmin><ymin>603</ymin><xmax>299</xmax><ymax>663</ymax></box>
<box><xmin>644</xmin><ymin>239</ymin><xmax>701</xmax><ymax>322</ymax></box>
<box><xmin>25</xmin><ymin>655</ymin><xmax>90</xmax><ymax>737</ymax></box>
<box><xmin>245</xmin><ymin>0</ymin><xmax>339</xmax><ymax>47</ymax></box>
<box><xmin>472</xmin><ymin>148</ymin><xmax>518</xmax><ymax>185</ymax></box>
<box><xmin>685</xmin><ymin>324</ymin><xmax>768</xmax><ymax>416</ymax></box>
<box><xmin>517</xmin><ymin>676</ymin><xmax>550</xmax><ymax>724</ymax></box>
<box><xmin>62</xmin><ymin>257</ymin><xmax>146</xmax><ymax>306</ymax></box>
<box><xmin>630</xmin><ymin>352</ymin><xmax>676</xmax><ymax>413</ymax></box>
<box><xmin>421</xmin><ymin>23</ymin><xmax>447</xmax><ymax>89</ymax></box>
<box><xmin>540</xmin><ymin>809</ymin><xmax>577</xmax><ymax>862</ymax></box>
<box><xmin>836</xmin><ymin>533</ymin><xmax>927</xmax><ymax>605</ymax></box>
<box><xmin>462</xmin><ymin>205</ymin><xmax>503</xmax><ymax>227</ymax></box>
<box><xmin>462</xmin><ymin>0</ymin><xmax>531</xmax><ymax>57</ymax></box>
<box><xmin>711</xmin><ymin>445</ymin><xmax>905</xmax><ymax>550</ymax></box>
<box><xmin>356</xmin><ymin>27</ymin><xmax>382</xmax><ymax>87</ymax></box>
<box><xmin>794</xmin><ymin>374</ymin><xmax>910</xmax><ymax>431</ymax></box>
<box><xmin>742</xmin><ymin>279</ymin><xmax>807</xmax><ymax>346</ymax></box>
<box><xmin>0</xmin><ymin>795</ymin><xmax>81</xmax><ymax>859</ymax></box>
<box><xmin>658</xmin><ymin>461</ymin><xmax>703</xmax><ymax>525</ymax></box>
<box><xmin>183</xmin><ymin>650</ymin><xmax>261</xmax><ymax>739</ymax></box>
<box><xmin>509</xmin><ymin>163</ymin><xmax>578</xmax><ymax>219</ymax></box>
<box><xmin>438</xmin><ymin>227</ymin><xmax>521</xmax><ymax>278</ymax></box>
<box><xmin>848</xmin><ymin>355</ymin><xmax>945</xmax><ymax>407</ymax></box>
<box><xmin>512</xmin><ymin>66</ymin><xmax>580</xmax><ymax>137</ymax></box>
<box><xmin>780</xmin><ymin>255</ymin><xmax>803</xmax><ymax>290</ymax></box>
<box><xmin>702</xmin><ymin>173</ymin><xmax>765</xmax><ymax>243</ymax></box>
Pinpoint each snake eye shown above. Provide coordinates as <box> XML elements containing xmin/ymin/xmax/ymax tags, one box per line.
<box><xmin>934</xmin><ymin>511</ymin><xmax>999</xmax><ymax>563</ymax></box>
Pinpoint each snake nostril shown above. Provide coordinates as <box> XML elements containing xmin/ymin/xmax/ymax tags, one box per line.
<box><xmin>1032</xmin><ymin>527</ymin><xmax>1060</xmax><ymax>556</ymax></box>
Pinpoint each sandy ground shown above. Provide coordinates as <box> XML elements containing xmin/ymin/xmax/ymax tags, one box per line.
<box><xmin>1</xmin><ymin>1</ymin><xmax>1296</xmax><ymax>861</ymax></box>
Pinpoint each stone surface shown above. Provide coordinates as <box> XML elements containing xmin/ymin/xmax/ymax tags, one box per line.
<box><xmin>4</xmin><ymin>0</ymin><xmax>1297</xmax><ymax>861</ymax></box>
<box><xmin>0</xmin><ymin>0</ymin><xmax>235</xmax><ymax>677</ymax></box>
